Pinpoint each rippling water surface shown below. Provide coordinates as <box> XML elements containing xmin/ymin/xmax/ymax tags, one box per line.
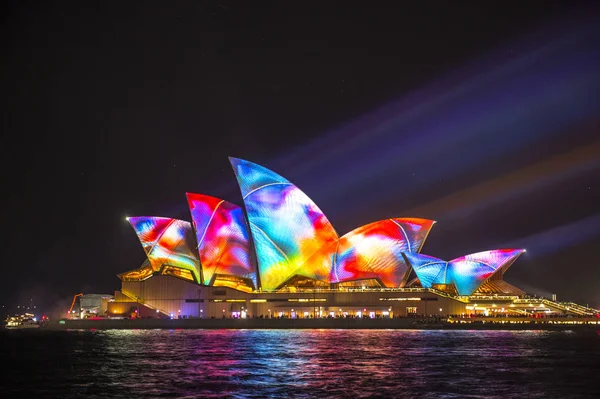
<box><xmin>2</xmin><ymin>329</ymin><xmax>599</xmax><ymax>398</ymax></box>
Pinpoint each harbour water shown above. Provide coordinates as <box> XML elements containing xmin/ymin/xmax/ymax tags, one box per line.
<box><xmin>2</xmin><ymin>329</ymin><xmax>599</xmax><ymax>398</ymax></box>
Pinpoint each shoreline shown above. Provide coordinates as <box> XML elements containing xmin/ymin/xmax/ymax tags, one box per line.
<box><xmin>25</xmin><ymin>317</ymin><xmax>600</xmax><ymax>331</ymax></box>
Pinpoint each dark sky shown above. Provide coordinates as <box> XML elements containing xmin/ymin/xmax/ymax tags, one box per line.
<box><xmin>2</xmin><ymin>1</ymin><xmax>599</xmax><ymax>314</ymax></box>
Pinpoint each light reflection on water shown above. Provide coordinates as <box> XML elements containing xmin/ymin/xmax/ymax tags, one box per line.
<box><xmin>2</xmin><ymin>329</ymin><xmax>599</xmax><ymax>398</ymax></box>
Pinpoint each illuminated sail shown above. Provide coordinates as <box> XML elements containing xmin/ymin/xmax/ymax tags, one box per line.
<box><xmin>404</xmin><ymin>249</ymin><xmax>526</xmax><ymax>295</ymax></box>
<box><xmin>186</xmin><ymin>193</ymin><xmax>256</xmax><ymax>288</ymax></box>
<box><xmin>127</xmin><ymin>216</ymin><xmax>201</xmax><ymax>283</ymax></box>
<box><xmin>230</xmin><ymin>157</ymin><xmax>339</xmax><ymax>291</ymax></box>
<box><xmin>331</xmin><ymin>218</ymin><xmax>435</xmax><ymax>287</ymax></box>
<box><xmin>447</xmin><ymin>249</ymin><xmax>526</xmax><ymax>295</ymax></box>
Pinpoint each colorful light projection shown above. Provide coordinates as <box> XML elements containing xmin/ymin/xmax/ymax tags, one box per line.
<box><xmin>127</xmin><ymin>217</ymin><xmax>201</xmax><ymax>283</ymax></box>
<box><xmin>403</xmin><ymin>249</ymin><xmax>526</xmax><ymax>295</ymax></box>
<box><xmin>331</xmin><ymin>218</ymin><xmax>435</xmax><ymax>287</ymax></box>
<box><xmin>401</xmin><ymin>252</ymin><xmax>447</xmax><ymax>289</ymax></box>
<box><xmin>186</xmin><ymin>193</ymin><xmax>256</xmax><ymax>288</ymax></box>
<box><xmin>230</xmin><ymin>157</ymin><xmax>339</xmax><ymax>291</ymax></box>
<box><xmin>295</xmin><ymin>239</ymin><xmax>339</xmax><ymax>283</ymax></box>
<box><xmin>123</xmin><ymin>158</ymin><xmax>523</xmax><ymax>295</ymax></box>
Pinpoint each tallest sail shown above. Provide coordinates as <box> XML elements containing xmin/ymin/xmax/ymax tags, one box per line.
<box><xmin>229</xmin><ymin>157</ymin><xmax>339</xmax><ymax>291</ymax></box>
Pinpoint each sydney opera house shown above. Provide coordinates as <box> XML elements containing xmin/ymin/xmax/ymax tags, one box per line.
<box><xmin>107</xmin><ymin>158</ymin><xmax>595</xmax><ymax>319</ymax></box>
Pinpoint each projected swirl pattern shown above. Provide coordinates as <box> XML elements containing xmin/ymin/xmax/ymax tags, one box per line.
<box><xmin>403</xmin><ymin>249</ymin><xmax>526</xmax><ymax>295</ymax></box>
<box><xmin>331</xmin><ymin>218</ymin><xmax>435</xmax><ymax>287</ymax></box>
<box><xmin>127</xmin><ymin>216</ymin><xmax>201</xmax><ymax>283</ymax></box>
<box><xmin>186</xmin><ymin>193</ymin><xmax>256</xmax><ymax>288</ymax></box>
<box><xmin>230</xmin><ymin>157</ymin><xmax>339</xmax><ymax>291</ymax></box>
<box><xmin>123</xmin><ymin>158</ymin><xmax>525</xmax><ymax>295</ymax></box>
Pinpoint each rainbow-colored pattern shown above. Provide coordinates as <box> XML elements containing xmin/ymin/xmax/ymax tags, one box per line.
<box><xmin>186</xmin><ymin>193</ymin><xmax>256</xmax><ymax>288</ymax></box>
<box><xmin>124</xmin><ymin>158</ymin><xmax>526</xmax><ymax>295</ymax></box>
<box><xmin>230</xmin><ymin>157</ymin><xmax>339</xmax><ymax>291</ymax></box>
<box><xmin>331</xmin><ymin>218</ymin><xmax>435</xmax><ymax>287</ymax></box>
<box><xmin>403</xmin><ymin>249</ymin><xmax>526</xmax><ymax>295</ymax></box>
<box><xmin>126</xmin><ymin>217</ymin><xmax>201</xmax><ymax>283</ymax></box>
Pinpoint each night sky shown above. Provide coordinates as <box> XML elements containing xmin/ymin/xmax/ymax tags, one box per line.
<box><xmin>2</xmin><ymin>1</ymin><xmax>599</xmax><ymax>316</ymax></box>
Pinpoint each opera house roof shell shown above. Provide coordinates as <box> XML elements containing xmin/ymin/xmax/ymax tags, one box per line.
<box><xmin>120</xmin><ymin>158</ymin><xmax>525</xmax><ymax>296</ymax></box>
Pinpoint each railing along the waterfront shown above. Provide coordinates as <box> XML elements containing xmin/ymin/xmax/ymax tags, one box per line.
<box><xmin>459</xmin><ymin>295</ymin><xmax>520</xmax><ymax>301</ymax></box>
<box><xmin>511</xmin><ymin>297</ymin><xmax>598</xmax><ymax>316</ymax></box>
<box><xmin>560</xmin><ymin>301</ymin><xmax>600</xmax><ymax>315</ymax></box>
<box><xmin>447</xmin><ymin>315</ymin><xmax>600</xmax><ymax>324</ymax></box>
